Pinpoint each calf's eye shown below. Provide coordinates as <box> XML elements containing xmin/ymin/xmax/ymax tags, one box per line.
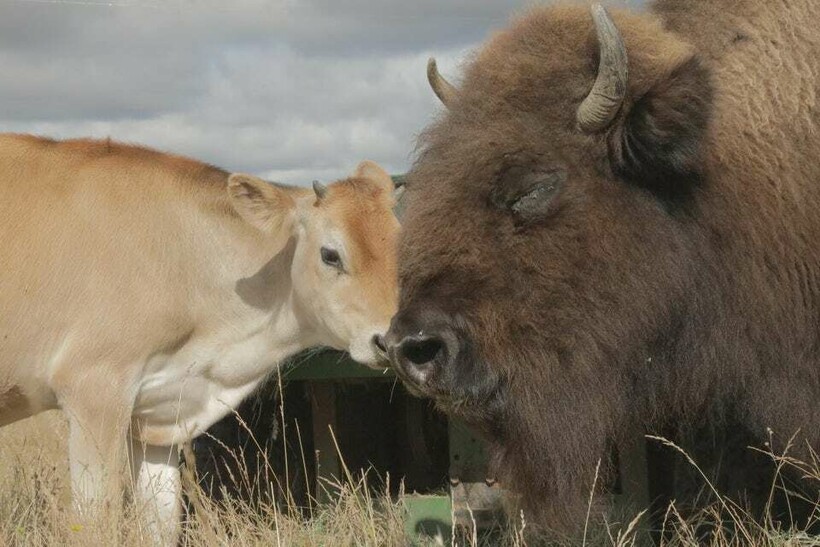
<box><xmin>321</xmin><ymin>247</ymin><xmax>343</xmax><ymax>269</ymax></box>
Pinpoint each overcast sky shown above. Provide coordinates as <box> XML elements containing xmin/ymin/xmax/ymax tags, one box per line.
<box><xmin>0</xmin><ymin>0</ymin><xmax>643</xmax><ymax>185</ymax></box>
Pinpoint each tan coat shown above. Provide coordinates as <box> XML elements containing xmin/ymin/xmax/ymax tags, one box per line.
<box><xmin>0</xmin><ymin>134</ymin><xmax>399</xmax><ymax>542</ymax></box>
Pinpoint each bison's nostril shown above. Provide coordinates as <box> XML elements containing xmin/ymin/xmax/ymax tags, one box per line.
<box><xmin>372</xmin><ymin>334</ymin><xmax>388</xmax><ymax>354</ymax></box>
<box><xmin>400</xmin><ymin>336</ymin><xmax>444</xmax><ymax>366</ymax></box>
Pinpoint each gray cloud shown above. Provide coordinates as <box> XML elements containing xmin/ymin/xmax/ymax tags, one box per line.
<box><xmin>0</xmin><ymin>0</ymin><xmax>644</xmax><ymax>184</ymax></box>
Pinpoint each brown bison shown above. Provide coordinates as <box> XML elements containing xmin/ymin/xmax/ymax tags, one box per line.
<box><xmin>385</xmin><ymin>0</ymin><xmax>820</xmax><ymax>533</ymax></box>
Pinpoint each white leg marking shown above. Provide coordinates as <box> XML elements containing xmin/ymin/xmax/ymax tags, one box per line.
<box><xmin>130</xmin><ymin>439</ymin><xmax>181</xmax><ymax>545</ymax></box>
<box><xmin>68</xmin><ymin>414</ymin><xmax>120</xmax><ymax>513</ymax></box>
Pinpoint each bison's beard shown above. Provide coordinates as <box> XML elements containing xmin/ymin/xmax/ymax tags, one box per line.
<box><xmin>491</xmin><ymin>405</ymin><xmax>618</xmax><ymax>538</ymax></box>
<box><xmin>476</xmin><ymin>350</ymin><xmax>631</xmax><ymax>537</ymax></box>
<box><xmin>396</xmin><ymin>319</ymin><xmax>634</xmax><ymax>536</ymax></box>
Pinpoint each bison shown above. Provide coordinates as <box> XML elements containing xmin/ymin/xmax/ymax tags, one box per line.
<box><xmin>385</xmin><ymin>0</ymin><xmax>820</xmax><ymax>534</ymax></box>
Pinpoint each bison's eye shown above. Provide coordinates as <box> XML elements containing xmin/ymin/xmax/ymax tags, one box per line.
<box><xmin>321</xmin><ymin>246</ymin><xmax>344</xmax><ymax>271</ymax></box>
<box><xmin>491</xmin><ymin>166</ymin><xmax>566</xmax><ymax>223</ymax></box>
<box><xmin>511</xmin><ymin>178</ymin><xmax>562</xmax><ymax>216</ymax></box>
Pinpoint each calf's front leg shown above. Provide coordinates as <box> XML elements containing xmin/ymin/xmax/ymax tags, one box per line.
<box><xmin>129</xmin><ymin>438</ymin><xmax>182</xmax><ymax>545</ymax></box>
<box><xmin>67</xmin><ymin>413</ymin><xmax>126</xmax><ymax>510</ymax></box>
<box><xmin>64</xmin><ymin>397</ymin><xmax>131</xmax><ymax>544</ymax></box>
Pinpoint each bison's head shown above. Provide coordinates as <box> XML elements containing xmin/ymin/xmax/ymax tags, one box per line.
<box><xmin>386</xmin><ymin>3</ymin><xmax>713</xmax><ymax>528</ymax></box>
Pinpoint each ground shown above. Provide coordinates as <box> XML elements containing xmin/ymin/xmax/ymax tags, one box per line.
<box><xmin>0</xmin><ymin>410</ymin><xmax>817</xmax><ymax>546</ymax></box>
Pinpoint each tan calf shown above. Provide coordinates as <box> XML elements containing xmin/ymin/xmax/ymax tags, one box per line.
<box><xmin>0</xmin><ymin>134</ymin><xmax>400</xmax><ymax>543</ymax></box>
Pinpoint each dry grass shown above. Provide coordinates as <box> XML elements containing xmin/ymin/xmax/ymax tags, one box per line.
<box><xmin>0</xmin><ymin>412</ymin><xmax>818</xmax><ymax>546</ymax></box>
<box><xmin>646</xmin><ymin>434</ymin><xmax>820</xmax><ymax>547</ymax></box>
<box><xmin>0</xmin><ymin>412</ymin><xmax>412</xmax><ymax>546</ymax></box>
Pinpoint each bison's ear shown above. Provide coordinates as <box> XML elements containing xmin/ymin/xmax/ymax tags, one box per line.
<box><xmin>227</xmin><ymin>173</ymin><xmax>296</xmax><ymax>237</ymax></box>
<box><xmin>608</xmin><ymin>54</ymin><xmax>713</xmax><ymax>202</ymax></box>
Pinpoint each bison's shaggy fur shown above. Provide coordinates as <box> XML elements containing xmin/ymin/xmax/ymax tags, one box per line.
<box><xmin>391</xmin><ymin>0</ymin><xmax>820</xmax><ymax>534</ymax></box>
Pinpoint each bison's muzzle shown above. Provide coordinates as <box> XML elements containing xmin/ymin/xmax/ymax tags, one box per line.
<box><xmin>385</xmin><ymin>306</ymin><xmax>462</xmax><ymax>395</ymax></box>
<box><xmin>386</xmin><ymin>307</ymin><xmax>506</xmax><ymax>434</ymax></box>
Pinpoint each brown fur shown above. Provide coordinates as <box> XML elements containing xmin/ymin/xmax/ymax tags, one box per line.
<box><xmin>390</xmin><ymin>0</ymin><xmax>820</xmax><ymax>534</ymax></box>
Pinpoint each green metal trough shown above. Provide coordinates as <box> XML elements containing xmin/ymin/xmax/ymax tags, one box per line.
<box><xmin>283</xmin><ymin>350</ymin><xmax>505</xmax><ymax>543</ymax></box>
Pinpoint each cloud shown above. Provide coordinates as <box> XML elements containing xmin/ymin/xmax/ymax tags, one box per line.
<box><xmin>0</xmin><ymin>0</ymin><xmax>286</xmax><ymax>121</ymax></box>
<box><xmin>0</xmin><ymin>0</ymin><xmax>645</xmax><ymax>184</ymax></box>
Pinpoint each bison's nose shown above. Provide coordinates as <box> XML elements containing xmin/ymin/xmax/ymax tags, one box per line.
<box><xmin>387</xmin><ymin>307</ymin><xmax>462</xmax><ymax>387</ymax></box>
<box><xmin>394</xmin><ymin>334</ymin><xmax>444</xmax><ymax>377</ymax></box>
<box><xmin>371</xmin><ymin>334</ymin><xmax>388</xmax><ymax>358</ymax></box>
<box><xmin>387</xmin><ymin>320</ymin><xmax>460</xmax><ymax>387</ymax></box>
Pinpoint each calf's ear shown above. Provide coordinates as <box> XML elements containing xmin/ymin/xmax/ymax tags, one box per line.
<box><xmin>354</xmin><ymin>160</ymin><xmax>395</xmax><ymax>194</ymax></box>
<box><xmin>608</xmin><ymin>53</ymin><xmax>713</xmax><ymax>202</ymax></box>
<box><xmin>227</xmin><ymin>173</ymin><xmax>296</xmax><ymax>239</ymax></box>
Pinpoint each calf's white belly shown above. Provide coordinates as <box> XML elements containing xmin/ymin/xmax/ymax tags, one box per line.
<box><xmin>132</xmin><ymin>371</ymin><xmax>265</xmax><ymax>446</ymax></box>
<box><xmin>130</xmin><ymin>335</ymin><xmax>287</xmax><ymax>447</ymax></box>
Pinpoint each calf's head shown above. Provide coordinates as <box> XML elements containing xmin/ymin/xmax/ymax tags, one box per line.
<box><xmin>386</xmin><ymin>3</ymin><xmax>713</xmax><ymax>525</ymax></box>
<box><xmin>228</xmin><ymin>161</ymin><xmax>400</xmax><ymax>366</ymax></box>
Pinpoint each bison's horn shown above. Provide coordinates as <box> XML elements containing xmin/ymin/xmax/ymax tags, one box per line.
<box><xmin>576</xmin><ymin>4</ymin><xmax>629</xmax><ymax>133</ymax></box>
<box><xmin>427</xmin><ymin>57</ymin><xmax>458</xmax><ymax>107</ymax></box>
<box><xmin>312</xmin><ymin>180</ymin><xmax>328</xmax><ymax>200</ymax></box>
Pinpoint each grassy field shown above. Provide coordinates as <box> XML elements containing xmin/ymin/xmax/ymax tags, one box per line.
<box><xmin>0</xmin><ymin>411</ymin><xmax>818</xmax><ymax>546</ymax></box>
